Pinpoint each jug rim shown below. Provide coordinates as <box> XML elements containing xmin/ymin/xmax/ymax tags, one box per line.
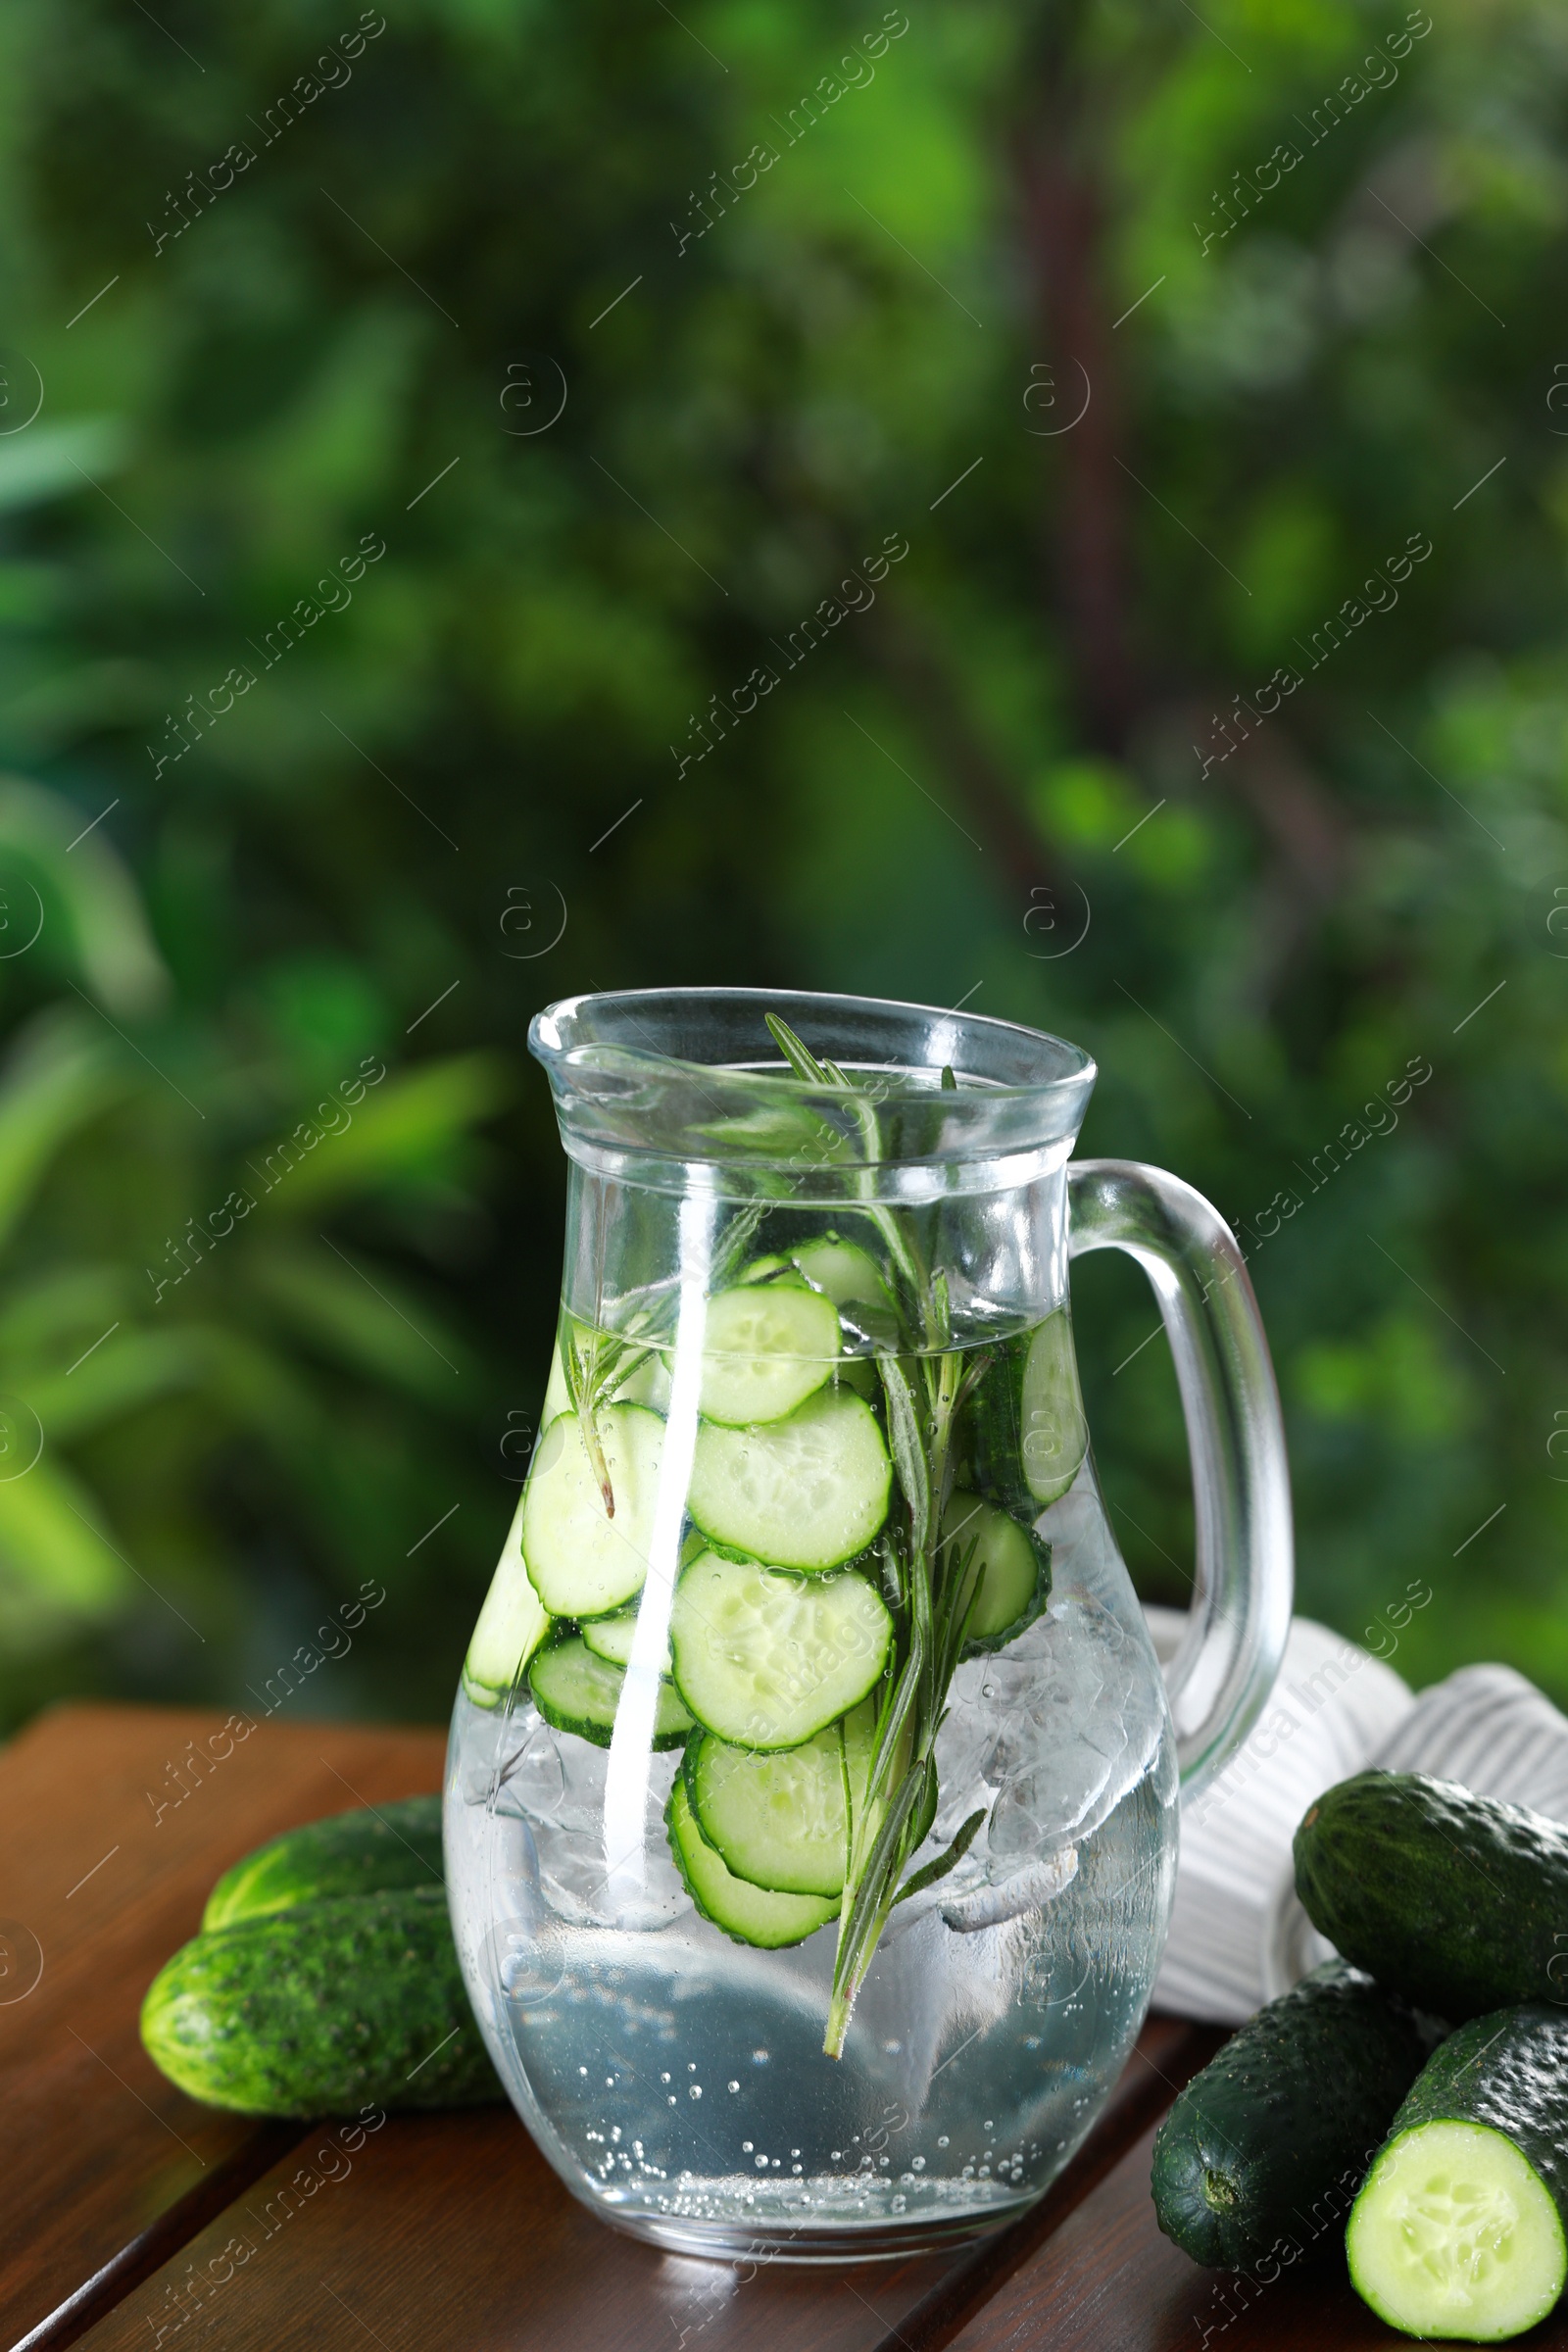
<box><xmin>530</xmin><ymin>985</ymin><xmax>1097</xmax><ymax>1103</ymax></box>
<box><xmin>529</xmin><ymin>988</ymin><xmax>1097</xmax><ymax>1189</ymax></box>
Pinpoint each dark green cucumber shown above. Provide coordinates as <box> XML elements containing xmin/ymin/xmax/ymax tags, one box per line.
<box><xmin>1295</xmin><ymin>1771</ymin><xmax>1568</xmax><ymax>2021</ymax></box>
<box><xmin>142</xmin><ymin>1886</ymin><xmax>502</xmax><ymax>2116</ymax></box>
<box><xmin>202</xmin><ymin>1796</ymin><xmax>443</xmax><ymax>1931</ymax></box>
<box><xmin>1348</xmin><ymin>2006</ymin><xmax>1568</xmax><ymax>2340</ymax></box>
<box><xmin>1151</xmin><ymin>1960</ymin><xmax>1427</xmax><ymax>2271</ymax></box>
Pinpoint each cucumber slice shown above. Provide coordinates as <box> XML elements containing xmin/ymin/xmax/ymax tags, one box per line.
<box><xmin>1350</xmin><ymin>2122</ymin><xmax>1565</xmax><ymax>2340</ymax></box>
<box><xmin>666</xmin><ymin>1778</ymin><xmax>837</xmax><ymax>1948</ymax></box>
<box><xmin>943</xmin><ymin>1492</ymin><xmax>1051</xmax><ymax>1656</ymax></box>
<box><xmin>791</xmin><ymin>1236</ymin><xmax>901</xmax><ymax>1349</ymax></box>
<box><xmin>698</xmin><ymin>1283</ymin><xmax>841</xmax><ymax>1427</ymax></box>
<box><xmin>464</xmin><ymin>1495</ymin><xmax>553</xmax><ymax>1701</ymax></box>
<box><xmin>1348</xmin><ymin>2006</ymin><xmax>1568</xmax><ymax>2341</ymax></box>
<box><xmin>580</xmin><ymin>1607</ymin><xmax>670</xmax><ymax>1675</ymax></box>
<box><xmin>669</xmin><ymin>1551</ymin><xmax>892</xmax><ymax>1749</ymax></box>
<box><xmin>687</xmin><ymin>1386</ymin><xmax>891</xmax><ymax>1571</ymax></box>
<box><xmin>686</xmin><ymin>1726</ymin><xmax>849</xmax><ymax>1896</ymax></box>
<box><xmin>738</xmin><ymin>1253</ymin><xmax>810</xmax><ymax>1289</ymax></box>
<box><xmin>521</xmin><ymin>1403</ymin><xmax>663</xmax><ymax>1618</ymax></box>
<box><xmin>1019</xmin><ymin>1309</ymin><xmax>1087</xmax><ymax>1505</ymax></box>
<box><xmin>528</xmin><ymin>1637</ymin><xmax>694</xmax><ymax>1751</ymax></box>
<box><xmin>790</xmin><ymin>1236</ymin><xmax>891</xmax><ymax>1311</ymax></box>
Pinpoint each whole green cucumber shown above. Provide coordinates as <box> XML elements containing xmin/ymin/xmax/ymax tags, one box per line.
<box><xmin>142</xmin><ymin>1887</ymin><xmax>502</xmax><ymax>2116</ymax></box>
<box><xmin>1295</xmin><ymin>1771</ymin><xmax>1568</xmax><ymax>2021</ymax></box>
<box><xmin>203</xmin><ymin>1795</ymin><xmax>444</xmax><ymax>1930</ymax></box>
<box><xmin>1348</xmin><ymin>2006</ymin><xmax>1568</xmax><ymax>2340</ymax></box>
<box><xmin>1151</xmin><ymin>1960</ymin><xmax>1427</xmax><ymax>2271</ymax></box>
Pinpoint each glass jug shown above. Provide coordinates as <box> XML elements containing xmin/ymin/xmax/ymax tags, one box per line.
<box><xmin>445</xmin><ymin>988</ymin><xmax>1292</xmax><ymax>2262</ymax></box>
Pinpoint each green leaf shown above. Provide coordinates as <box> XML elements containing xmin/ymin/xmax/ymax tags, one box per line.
<box><xmin>0</xmin><ymin>1457</ymin><xmax>133</xmax><ymax>1616</ymax></box>
<box><xmin>895</xmin><ymin>1806</ymin><xmax>986</xmax><ymax>1906</ymax></box>
<box><xmin>878</xmin><ymin>1352</ymin><xmax>929</xmax><ymax>1563</ymax></box>
<box><xmin>252</xmin><ymin>1053</ymin><xmax>511</xmax><ymax>1216</ymax></box>
<box><xmin>0</xmin><ymin>1012</ymin><xmax>125</xmax><ymax>1254</ymax></box>
<box><xmin>241</xmin><ymin>1241</ymin><xmax>475</xmax><ymax>1400</ymax></box>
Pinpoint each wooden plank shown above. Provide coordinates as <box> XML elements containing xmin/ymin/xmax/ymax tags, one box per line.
<box><xmin>0</xmin><ymin>1701</ymin><xmax>445</xmax><ymax>2352</ymax></box>
<box><xmin>69</xmin><ymin>2015</ymin><xmax>1198</xmax><ymax>2352</ymax></box>
<box><xmin>937</xmin><ymin>2118</ymin><xmax>1568</xmax><ymax>2352</ymax></box>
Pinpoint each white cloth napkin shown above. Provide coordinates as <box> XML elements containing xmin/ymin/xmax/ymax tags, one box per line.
<box><xmin>1143</xmin><ymin>1608</ymin><xmax>1568</xmax><ymax>2024</ymax></box>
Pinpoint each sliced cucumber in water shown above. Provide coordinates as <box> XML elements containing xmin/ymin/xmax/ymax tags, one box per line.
<box><xmin>669</xmin><ymin>1551</ymin><xmax>892</xmax><ymax>1750</ymax></box>
<box><xmin>666</xmin><ymin>1778</ymin><xmax>838</xmax><ymax>1949</ymax></box>
<box><xmin>943</xmin><ymin>1492</ymin><xmax>1051</xmax><ymax>1655</ymax></box>
<box><xmin>580</xmin><ymin>1607</ymin><xmax>670</xmax><ymax>1675</ymax></box>
<box><xmin>1018</xmin><ymin>1309</ymin><xmax>1088</xmax><ymax>1505</ymax></box>
<box><xmin>521</xmin><ymin>1403</ymin><xmax>663</xmax><ymax>1619</ymax></box>
<box><xmin>737</xmin><ymin>1253</ymin><xmax>810</xmax><ymax>1288</ymax></box>
<box><xmin>790</xmin><ymin>1237</ymin><xmax>890</xmax><ymax>1310</ymax></box>
<box><xmin>791</xmin><ymin>1235</ymin><xmax>901</xmax><ymax>1348</ymax></box>
<box><xmin>464</xmin><ymin>1495</ymin><xmax>553</xmax><ymax>1702</ymax></box>
<box><xmin>528</xmin><ymin>1637</ymin><xmax>694</xmax><ymax>1751</ymax></box>
<box><xmin>686</xmin><ymin>1726</ymin><xmax>849</xmax><ymax>1896</ymax></box>
<box><xmin>698</xmin><ymin>1283</ymin><xmax>840</xmax><ymax>1427</ymax></box>
<box><xmin>1348</xmin><ymin>2005</ymin><xmax>1568</xmax><ymax>2342</ymax></box>
<box><xmin>687</xmin><ymin>1386</ymin><xmax>891</xmax><ymax>1571</ymax></box>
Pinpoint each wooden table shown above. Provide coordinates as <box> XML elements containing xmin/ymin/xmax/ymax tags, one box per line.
<box><xmin>4</xmin><ymin>1704</ymin><xmax>1563</xmax><ymax>2352</ymax></box>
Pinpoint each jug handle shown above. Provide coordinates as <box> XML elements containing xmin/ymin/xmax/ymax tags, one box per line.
<box><xmin>1067</xmin><ymin>1158</ymin><xmax>1294</xmax><ymax>1794</ymax></box>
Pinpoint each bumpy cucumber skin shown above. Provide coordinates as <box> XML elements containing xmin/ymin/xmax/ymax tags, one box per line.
<box><xmin>1372</xmin><ymin>2003</ymin><xmax>1568</xmax><ymax>2218</ymax></box>
<box><xmin>202</xmin><ymin>1797</ymin><xmax>444</xmax><ymax>1931</ymax></box>
<box><xmin>1151</xmin><ymin>1960</ymin><xmax>1427</xmax><ymax>2271</ymax></box>
<box><xmin>1296</xmin><ymin>1772</ymin><xmax>1568</xmax><ymax>2021</ymax></box>
<box><xmin>142</xmin><ymin>1888</ymin><xmax>503</xmax><ymax>2116</ymax></box>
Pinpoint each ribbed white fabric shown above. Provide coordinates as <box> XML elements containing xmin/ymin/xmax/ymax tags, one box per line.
<box><xmin>1146</xmin><ymin>1609</ymin><xmax>1413</xmax><ymax>2023</ymax></box>
<box><xmin>1141</xmin><ymin>1610</ymin><xmax>1568</xmax><ymax>2024</ymax></box>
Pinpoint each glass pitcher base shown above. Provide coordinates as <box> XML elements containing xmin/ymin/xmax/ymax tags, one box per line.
<box><xmin>567</xmin><ymin>2177</ymin><xmax>1032</xmax><ymax>2265</ymax></box>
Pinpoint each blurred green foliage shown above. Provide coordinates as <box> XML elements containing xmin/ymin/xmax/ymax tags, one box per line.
<box><xmin>0</xmin><ymin>0</ymin><xmax>1561</xmax><ymax>1726</ymax></box>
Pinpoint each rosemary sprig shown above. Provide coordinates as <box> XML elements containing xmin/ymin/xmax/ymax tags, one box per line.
<box><xmin>761</xmin><ymin>1013</ymin><xmax>995</xmax><ymax>2057</ymax></box>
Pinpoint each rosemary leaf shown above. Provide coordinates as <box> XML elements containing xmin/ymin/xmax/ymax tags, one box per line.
<box><xmin>764</xmin><ymin>1011</ymin><xmax>833</xmax><ymax>1086</ymax></box>
<box><xmin>879</xmin><ymin>1353</ymin><xmax>929</xmax><ymax>1564</ymax></box>
<box><xmin>895</xmin><ymin>1807</ymin><xmax>987</xmax><ymax>1906</ymax></box>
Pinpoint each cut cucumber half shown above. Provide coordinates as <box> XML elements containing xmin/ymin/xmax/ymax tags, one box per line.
<box><xmin>943</xmin><ymin>1492</ymin><xmax>1051</xmax><ymax>1655</ymax></box>
<box><xmin>686</xmin><ymin>1726</ymin><xmax>849</xmax><ymax>1896</ymax></box>
<box><xmin>1348</xmin><ymin>2004</ymin><xmax>1568</xmax><ymax>2342</ymax></box>
<box><xmin>521</xmin><ymin>1403</ymin><xmax>663</xmax><ymax>1618</ymax></box>
<box><xmin>666</xmin><ymin>1778</ymin><xmax>837</xmax><ymax>1949</ymax></box>
<box><xmin>687</xmin><ymin>1386</ymin><xmax>891</xmax><ymax>1571</ymax></box>
<box><xmin>528</xmin><ymin>1638</ymin><xmax>694</xmax><ymax>1751</ymax></box>
<box><xmin>1019</xmin><ymin>1309</ymin><xmax>1087</xmax><ymax>1505</ymax></box>
<box><xmin>669</xmin><ymin>1551</ymin><xmax>892</xmax><ymax>1750</ymax></box>
<box><xmin>1349</xmin><ymin>2121</ymin><xmax>1565</xmax><ymax>2341</ymax></box>
<box><xmin>698</xmin><ymin>1283</ymin><xmax>841</xmax><ymax>1427</ymax></box>
<box><xmin>580</xmin><ymin>1607</ymin><xmax>670</xmax><ymax>1675</ymax></box>
<box><xmin>464</xmin><ymin>1495</ymin><xmax>552</xmax><ymax>1701</ymax></box>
